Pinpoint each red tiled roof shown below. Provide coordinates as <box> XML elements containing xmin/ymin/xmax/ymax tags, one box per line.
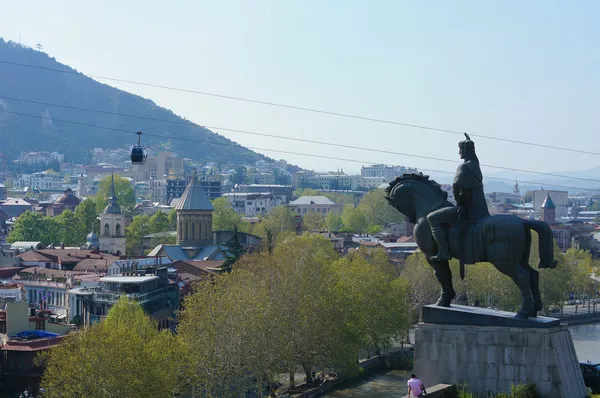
<box><xmin>73</xmin><ymin>258</ymin><xmax>116</xmax><ymax>272</ymax></box>
<box><xmin>170</xmin><ymin>260</ymin><xmax>225</xmax><ymax>276</ymax></box>
<box><xmin>396</xmin><ymin>236</ymin><xmax>415</xmax><ymax>243</ymax></box>
<box><xmin>1</xmin><ymin>336</ymin><xmax>64</xmax><ymax>351</ymax></box>
<box><xmin>358</xmin><ymin>241</ymin><xmax>379</xmax><ymax>247</ymax></box>
<box><xmin>16</xmin><ymin>267</ymin><xmax>87</xmax><ymax>279</ymax></box>
<box><xmin>19</xmin><ymin>249</ymin><xmax>117</xmax><ymax>265</ymax></box>
<box><xmin>0</xmin><ymin>267</ymin><xmax>24</xmax><ymax>279</ymax></box>
<box><xmin>18</xmin><ymin>250</ymin><xmax>54</xmax><ymax>262</ymax></box>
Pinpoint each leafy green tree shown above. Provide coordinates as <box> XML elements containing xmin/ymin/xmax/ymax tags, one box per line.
<box><xmin>401</xmin><ymin>252</ymin><xmax>440</xmax><ymax>323</ymax></box>
<box><xmin>74</xmin><ymin>199</ymin><xmax>99</xmax><ymax>234</ymax></box>
<box><xmin>179</xmin><ymin>270</ymin><xmax>273</xmax><ymax>397</ymax></box>
<box><xmin>180</xmin><ymin>234</ymin><xmax>414</xmax><ymax>396</ymax></box>
<box><xmin>332</xmin><ymin>248</ymin><xmax>410</xmax><ymax>355</ymax></box>
<box><xmin>367</xmin><ymin>225</ymin><xmax>383</xmax><ymax>235</ymax></box>
<box><xmin>126</xmin><ymin>215</ymin><xmax>150</xmax><ymax>255</ymax></box>
<box><xmin>94</xmin><ymin>175</ymin><xmax>136</xmax><ymax>214</ymax></box>
<box><xmin>463</xmin><ymin>262</ymin><xmax>520</xmax><ymax>311</ymax></box>
<box><xmin>253</xmin><ymin>205</ymin><xmax>297</xmax><ymax>243</ymax></box>
<box><xmin>294</xmin><ymin>188</ymin><xmax>320</xmax><ymax>198</ymax></box>
<box><xmin>167</xmin><ymin>208</ymin><xmax>178</xmax><ymax>230</ymax></box>
<box><xmin>341</xmin><ymin>205</ymin><xmax>368</xmax><ymax>233</ymax></box>
<box><xmin>38</xmin><ymin>297</ymin><xmax>183</xmax><ymax>398</ymax></box>
<box><xmin>263</xmin><ymin>234</ymin><xmax>344</xmax><ymax>386</ymax></box>
<box><xmin>539</xmin><ymin>247</ymin><xmax>592</xmax><ymax>314</ymax></box>
<box><xmin>223</xmin><ymin>226</ymin><xmax>246</xmax><ymax>268</ymax></box>
<box><xmin>212</xmin><ymin>197</ymin><xmax>243</xmax><ymax>231</ymax></box>
<box><xmin>8</xmin><ymin>211</ymin><xmax>49</xmax><ymax>243</ymax></box>
<box><xmin>324</xmin><ymin>211</ymin><xmax>344</xmax><ymax>232</ymax></box>
<box><xmin>149</xmin><ymin>211</ymin><xmax>170</xmax><ymax>234</ymax></box>
<box><xmin>54</xmin><ymin>210</ymin><xmax>86</xmax><ymax>246</ymax></box>
<box><xmin>357</xmin><ymin>189</ymin><xmax>405</xmax><ymax>229</ymax></box>
<box><xmin>301</xmin><ymin>211</ymin><xmax>325</xmax><ymax>232</ymax></box>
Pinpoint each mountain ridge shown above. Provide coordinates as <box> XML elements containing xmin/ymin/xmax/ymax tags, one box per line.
<box><xmin>0</xmin><ymin>39</ymin><xmax>269</xmax><ymax>165</ymax></box>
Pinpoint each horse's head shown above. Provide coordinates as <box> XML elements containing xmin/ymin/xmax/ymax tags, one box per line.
<box><xmin>385</xmin><ymin>173</ymin><xmax>449</xmax><ymax>223</ymax></box>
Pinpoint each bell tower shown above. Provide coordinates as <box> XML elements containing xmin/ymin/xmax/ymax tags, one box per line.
<box><xmin>541</xmin><ymin>193</ymin><xmax>556</xmax><ymax>225</ymax></box>
<box><xmin>99</xmin><ymin>174</ymin><xmax>126</xmax><ymax>255</ymax></box>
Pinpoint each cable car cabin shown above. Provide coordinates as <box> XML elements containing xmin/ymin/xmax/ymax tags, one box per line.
<box><xmin>130</xmin><ymin>131</ymin><xmax>148</xmax><ymax>164</ymax></box>
<box><xmin>130</xmin><ymin>145</ymin><xmax>147</xmax><ymax>164</ymax></box>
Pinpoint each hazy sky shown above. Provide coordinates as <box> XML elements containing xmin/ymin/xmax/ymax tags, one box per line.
<box><xmin>1</xmin><ymin>1</ymin><xmax>599</xmax><ymax>184</ymax></box>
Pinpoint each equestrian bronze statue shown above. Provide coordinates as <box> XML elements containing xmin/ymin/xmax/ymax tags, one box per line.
<box><xmin>385</xmin><ymin>135</ymin><xmax>557</xmax><ymax>319</ymax></box>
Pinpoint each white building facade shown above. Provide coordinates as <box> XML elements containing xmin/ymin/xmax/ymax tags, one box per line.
<box><xmin>287</xmin><ymin>196</ymin><xmax>344</xmax><ymax>216</ymax></box>
<box><xmin>223</xmin><ymin>193</ymin><xmax>278</xmax><ymax>216</ymax></box>
<box><xmin>360</xmin><ymin>164</ymin><xmax>418</xmax><ymax>180</ymax></box>
<box><xmin>16</xmin><ymin>172</ymin><xmax>63</xmax><ymax>190</ymax></box>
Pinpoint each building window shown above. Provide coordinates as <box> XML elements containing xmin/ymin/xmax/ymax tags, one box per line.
<box><xmin>115</xmin><ymin>224</ymin><xmax>121</xmax><ymax>236</ymax></box>
<box><xmin>104</xmin><ymin>223</ymin><xmax>110</xmax><ymax>236</ymax></box>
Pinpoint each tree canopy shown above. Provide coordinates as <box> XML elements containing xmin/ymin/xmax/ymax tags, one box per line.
<box><xmin>211</xmin><ymin>197</ymin><xmax>251</xmax><ymax>232</ymax></box>
<box><xmin>93</xmin><ymin>175</ymin><xmax>136</xmax><ymax>215</ymax></box>
<box><xmin>38</xmin><ymin>297</ymin><xmax>183</xmax><ymax>398</ymax></box>
<box><xmin>8</xmin><ymin>209</ymin><xmax>89</xmax><ymax>246</ymax></box>
<box><xmin>178</xmin><ymin>235</ymin><xmax>411</xmax><ymax>395</ymax></box>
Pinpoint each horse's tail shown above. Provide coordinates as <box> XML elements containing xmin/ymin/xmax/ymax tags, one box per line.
<box><xmin>523</xmin><ymin>220</ymin><xmax>558</xmax><ymax>269</ymax></box>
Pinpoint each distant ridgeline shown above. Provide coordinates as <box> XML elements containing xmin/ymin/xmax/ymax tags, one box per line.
<box><xmin>0</xmin><ymin>39</ymin><xmax>269</xmax><ymax>165</ymax></box>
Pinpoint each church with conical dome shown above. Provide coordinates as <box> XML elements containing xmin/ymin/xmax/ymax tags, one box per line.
<box><xmin>175</xmin><ymin>173</ymin><xmax>214</xmax><ymax>247</ymax></box>
<box><xmin>148</xmin><ymin>173</ymin><xmax>262</xmax><ymax>262</ymax></box>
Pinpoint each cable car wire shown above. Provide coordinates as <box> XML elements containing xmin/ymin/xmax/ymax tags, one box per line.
<box><xmin>1</xmin><ymin>60</ymin><xmax>599</xmax><ymax>157</ymax></box>
<box><xmin>1</xmin><ymin>96</ymin><xmax>600</xmax><ymax>185</ymax></box>
<box><xmin>0</xmin><ymin>108</ymin><xmax>598</xmax><ymax>193</ymax></box>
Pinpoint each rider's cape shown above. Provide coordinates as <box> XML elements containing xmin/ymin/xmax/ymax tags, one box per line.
<box><xmin>452</xmin><ymin>160</ymin><xmax>489</xmax><ymax>224</ymax></box>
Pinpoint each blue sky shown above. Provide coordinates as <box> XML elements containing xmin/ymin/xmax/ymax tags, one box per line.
<box><xmin>1</xmin><ymin>1</ymin><xmax>599</xmax><ymax>184</ymax></box>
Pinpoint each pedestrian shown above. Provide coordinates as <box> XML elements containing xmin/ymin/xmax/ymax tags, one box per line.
<box><xmin>407</xmin><ymin>373</ymin><xmax>426</xmax><ymax>396</ymax></box>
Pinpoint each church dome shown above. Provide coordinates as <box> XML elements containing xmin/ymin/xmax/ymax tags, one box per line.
<box><xmin>104</xmin><ymin>201</ymin><xmax>122</xmax><ymax>214</ymax></box>
<box><xmin>87</xmin><ymin>231</ymin><xmax>98</xmax><ymax>242</ymax></box>
<box><xmin>56</xmin><ymin>188</ymin><xmax>82</xmax><ymax>206</ymax></box>
<box><xmin>86</xmin><ymin>230</ymin><xmax>99</xmax><ymax>248</ymax></box>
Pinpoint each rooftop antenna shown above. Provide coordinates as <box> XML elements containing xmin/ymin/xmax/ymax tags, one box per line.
<box><xmin>35</xmin><ymin>43</ymin><xmax>43</xmax><ymax>51</ymax></box>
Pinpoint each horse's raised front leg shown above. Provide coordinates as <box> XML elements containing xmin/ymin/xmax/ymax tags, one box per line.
<box><xmin>427</xmin><ymin>259</ymin><xmax>455</xmax><ymax>307</ymax></box>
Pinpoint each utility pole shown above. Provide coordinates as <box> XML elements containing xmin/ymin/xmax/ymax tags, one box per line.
<box><xmin>35</xmin><ymin>43</ymin><xmax>43</xmax><ymax>51</ymax></box>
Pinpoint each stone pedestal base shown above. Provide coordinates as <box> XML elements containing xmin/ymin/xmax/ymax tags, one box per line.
<box><xmin>413</xmin><ymin>322</ymin><xmax>586</xmax><ymax>397</ymax></box>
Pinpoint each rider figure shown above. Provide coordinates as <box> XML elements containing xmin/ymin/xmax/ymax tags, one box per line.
<box><xmin>427</xmin><ymin>134</ymin><xmax>489</xmax><ymax>261</ymax></box>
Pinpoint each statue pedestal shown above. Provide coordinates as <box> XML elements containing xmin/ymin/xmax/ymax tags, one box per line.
<box><xmin>413</xmin><ymin>305</ymin><xmax>586</xmax><ymax>397</ymax></box>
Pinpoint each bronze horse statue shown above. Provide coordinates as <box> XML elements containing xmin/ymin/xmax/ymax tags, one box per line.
<box><xmin>385</xmin><ymin>173</ymin><xmax>557</xmax><ymax>318</ymax></box>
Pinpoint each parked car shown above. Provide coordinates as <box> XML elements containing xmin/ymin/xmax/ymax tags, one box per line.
<box><xmin>580</xmin><ymin>361</ymin><xmax>600</xmax><ymax>393</ymax></box>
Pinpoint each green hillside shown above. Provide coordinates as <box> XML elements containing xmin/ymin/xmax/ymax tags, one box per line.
<box><xmin>0</xmin><ymin>39</ymin><xmax>268</xmax><ymax>165</ymax></box>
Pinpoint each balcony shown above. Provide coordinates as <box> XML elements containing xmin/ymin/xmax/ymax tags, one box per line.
<box><xmin>90</xmin><ymin>286</ymin><xmax>176</xmax><ymax>306</ymax></box>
